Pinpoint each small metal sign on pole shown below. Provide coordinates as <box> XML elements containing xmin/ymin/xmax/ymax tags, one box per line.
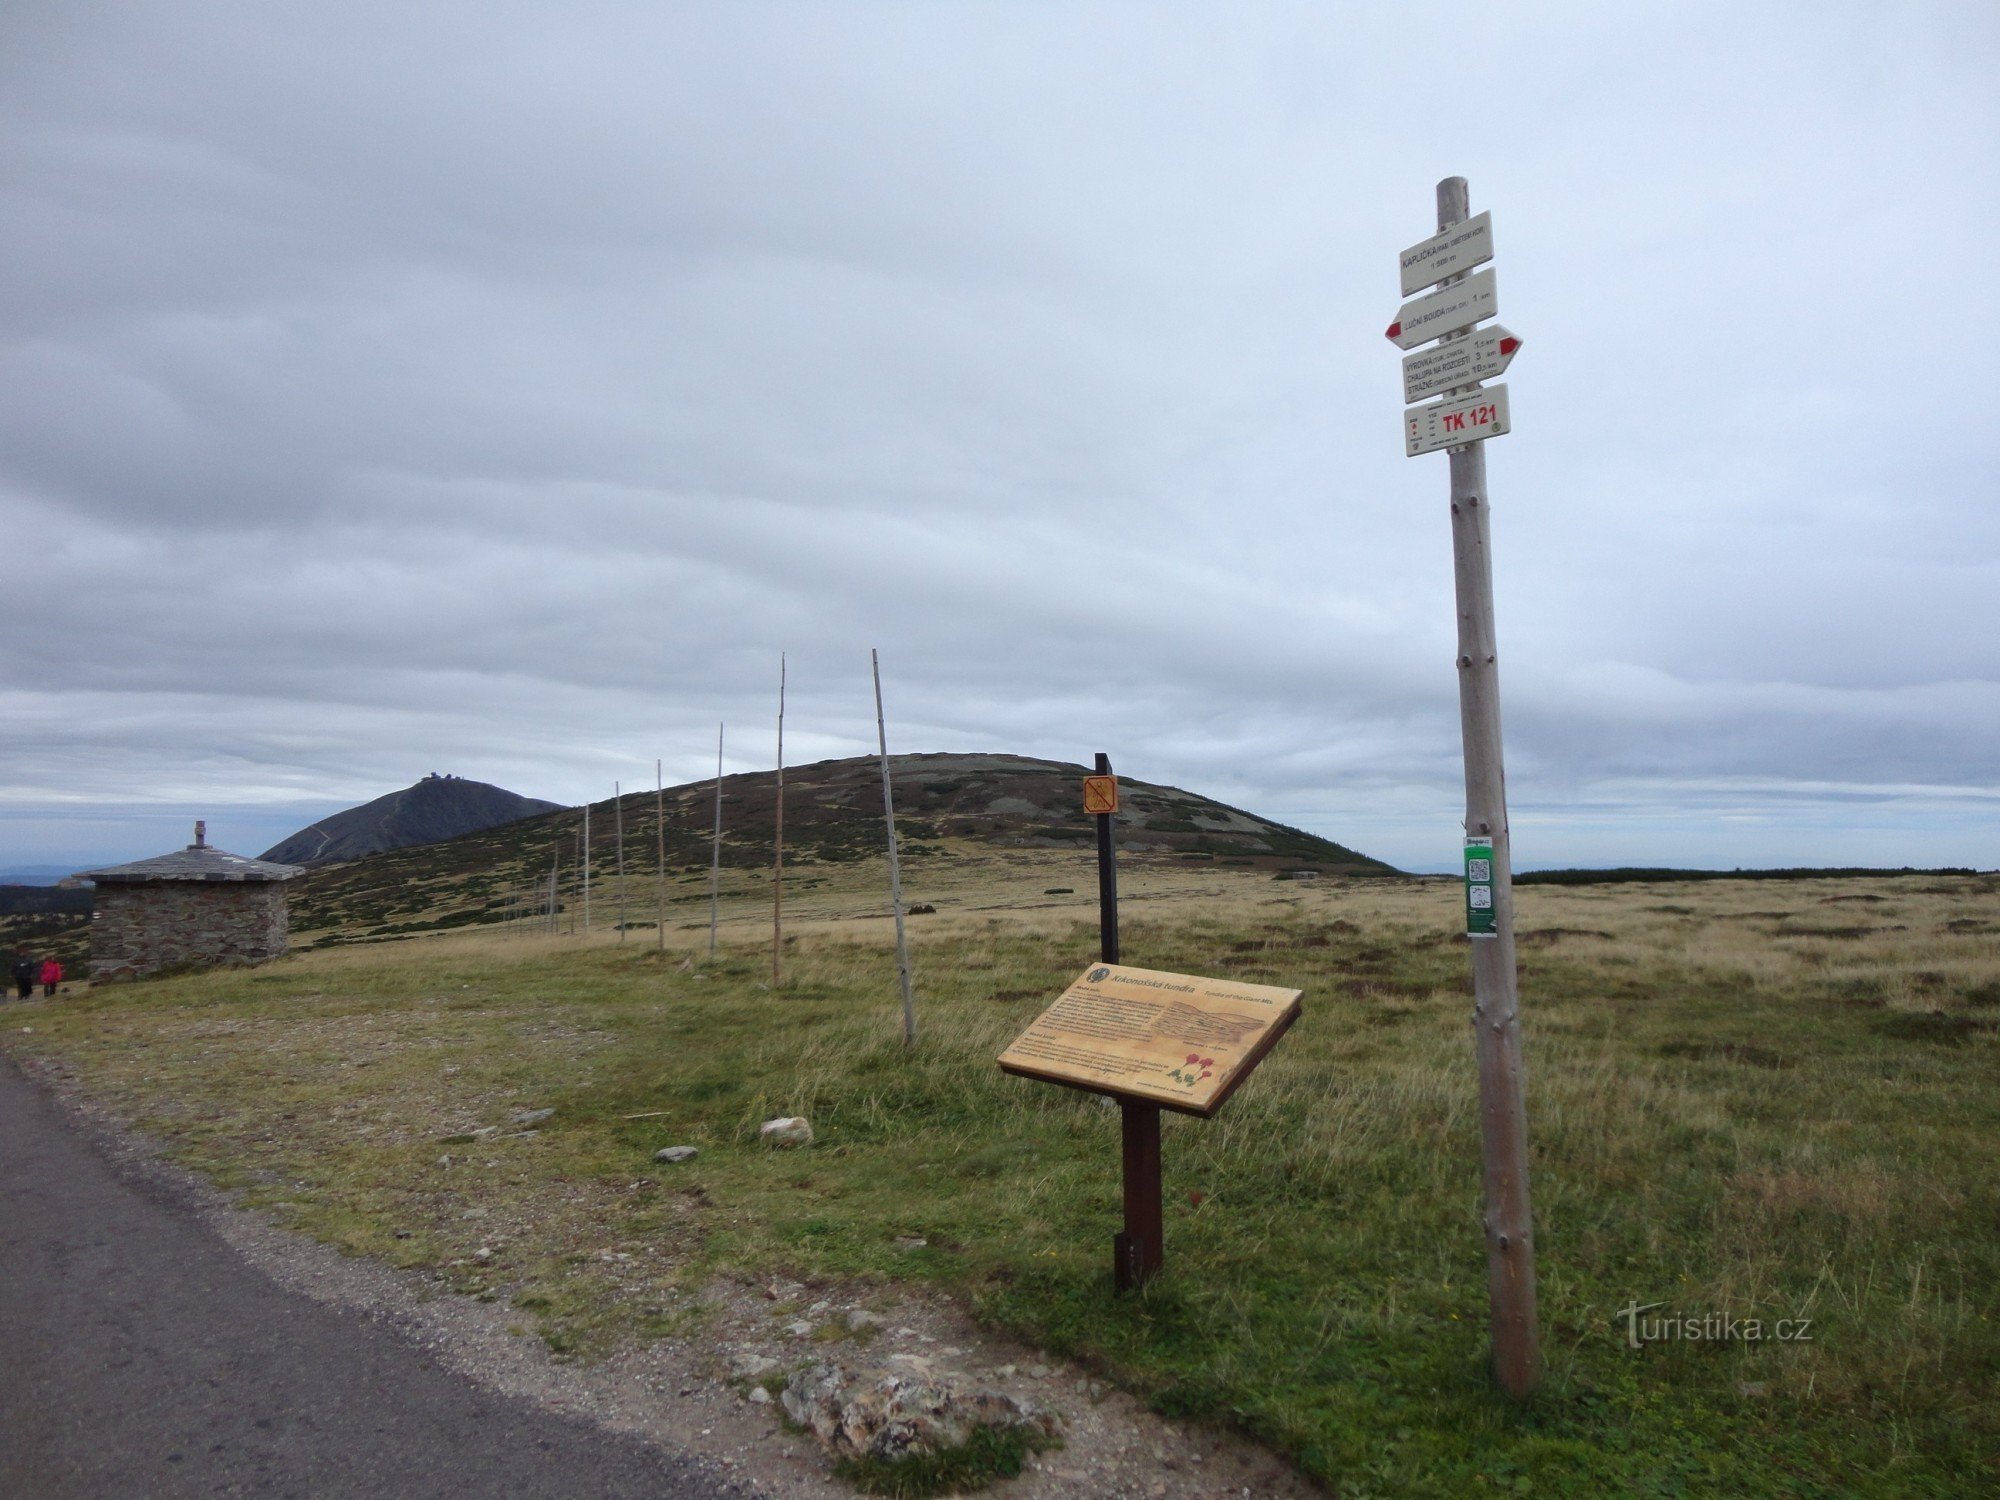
<box><xmin>1391</xmin><ymin>176</ymin><xmax>1541</xmax><ymax>1400</ymax></box>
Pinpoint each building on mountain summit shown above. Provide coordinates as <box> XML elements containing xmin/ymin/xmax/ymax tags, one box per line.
<box><xmin>77</xmin><ymin>822</ymin><xmax>305</xmax><ymax>982</ymax></box>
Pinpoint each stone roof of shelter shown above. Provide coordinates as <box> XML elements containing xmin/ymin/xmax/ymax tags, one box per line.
<box><xmin>79</xmin><ymin>843</ymin><xmax>306</xmax><ymax>884</ymax></box>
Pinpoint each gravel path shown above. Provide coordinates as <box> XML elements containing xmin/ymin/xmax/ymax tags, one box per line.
<box><xmin>0</xmin><ymin>1049</ymin><xmax>743</xmax><ymax>1499</ymax></box>
<box><xmin>2</xmin><ymin>1040</ymin><xmax>1317</xmax><ymax>1499</ymax></box>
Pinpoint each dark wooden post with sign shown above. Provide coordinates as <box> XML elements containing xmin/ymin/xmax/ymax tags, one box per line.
<box><xmin>1090</xmin><ymin>753</ymin><xmax>1119</xmax><ymax>965</ymax></box>
<box><xmin>1086</xmin><ymin>754</ymin><xmax>1164</xmax><ymax>1292</ymax></box>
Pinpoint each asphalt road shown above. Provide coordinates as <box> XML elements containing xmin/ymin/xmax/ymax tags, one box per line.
<box><xmin>0</xmin><ymin>1050</ymin><xmax>739</xmax><ymax>1499</ymax></box>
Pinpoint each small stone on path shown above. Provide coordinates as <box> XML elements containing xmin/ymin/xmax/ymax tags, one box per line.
<box><xmin>653</xmin><ymin>1145</ymin><xmax>698</xmax><ymax>1164</ymax></box>
<box><xmin>759</xmin><ymin>1117</ymin><xmax>813</xmax><ymax>1147</ymax></box>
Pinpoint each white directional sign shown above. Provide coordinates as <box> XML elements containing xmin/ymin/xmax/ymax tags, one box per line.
<box><xmin>1402</xmin><ymin>325</ymin><xmax>1523</xmax><ymax>404</ymax></box>
<box><xmin>1385</xmin><ymin>268</ymin><xmax>1497</xmax><ymax>350</ymax></box>
<box><xmin>1399</xmin><ymin>210</ymin><xmax>1493</xmax><ymax>296</ymax></box>
<box><xmin>1404</xmin><ymin>384</ymin><xmax>1510</xmax><ymax>457</ymax></box>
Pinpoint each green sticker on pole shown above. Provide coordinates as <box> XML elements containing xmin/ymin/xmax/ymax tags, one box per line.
<box><xmin>1464</xmin><ymin>837</ymin><xmax>1497</xmax><ymax>937</ymax></box>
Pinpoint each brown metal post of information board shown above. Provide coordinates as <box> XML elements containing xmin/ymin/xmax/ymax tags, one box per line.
<box><xmin>1436</xmin><ymin>175</ymin><xmax>1541</xmax><ymax>1399</ymax></box>
<box><xmin>1092</xmin><ymin>752</ymin><xmax>1120</xmax><ymax>967</ymax></box>
<box><xmin>1091</xmin><ymin>752</ymin><xmax>1162</xmax><ymax>1291</ymax></box>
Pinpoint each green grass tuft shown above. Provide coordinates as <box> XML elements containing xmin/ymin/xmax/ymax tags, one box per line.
<box><xmin>831</xmin><ymin>1422</ymin><xmax>1061</xmax><ymax>1497</ymax></box>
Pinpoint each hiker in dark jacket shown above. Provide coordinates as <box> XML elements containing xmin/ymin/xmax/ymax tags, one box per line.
<box><xmin>10</xmin><ymin>952</ymin><xmax>34</xmax><ymax>1001</ymax></box>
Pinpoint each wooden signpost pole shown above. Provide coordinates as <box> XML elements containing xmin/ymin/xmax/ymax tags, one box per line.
<box><xmin>1090</xmin><ymin>753</ymin><xmax>1162</xmax><ymax>1291</ymax></box>
<box><xmin>872</xmin><ymin>649</ymin><xmax>916</xmax><ymax>1045</ymax></box>
<box><xmin>582</xmin><ymin>805</ymin><xmax>592</xmax><ymax>935</ymax></box>
<box><xmin>1434</xmin><ymin>175</ymin><xmax>1541</xmax><ymax>1399</ymax></box>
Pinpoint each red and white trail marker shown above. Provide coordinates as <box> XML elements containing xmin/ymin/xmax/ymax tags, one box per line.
<box><xmin>1404</xmin><ymin>384</ymin><xmax>1511</xmax><ymax>457</ymax></box>
<box><xmin>1401</xmin><ymin>324</ymin><xmax>1523</xmax><ymax>405</ymax></box>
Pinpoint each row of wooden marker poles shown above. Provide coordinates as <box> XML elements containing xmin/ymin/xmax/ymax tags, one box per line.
<box><xmin>507</xmin><ymin>648</ymin><xmax>920</xmax><ymax>1047</ymax></box>
<box><xmin>505</xmin><ymin>176</ymin><xmax>1542</xmax><ymax>1398</ymax></box>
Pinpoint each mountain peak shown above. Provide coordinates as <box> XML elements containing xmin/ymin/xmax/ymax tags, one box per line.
<box><xmin>262</xmin><ymin>778</ymin><xmax>563</xmax><ymax>867</ymax></box>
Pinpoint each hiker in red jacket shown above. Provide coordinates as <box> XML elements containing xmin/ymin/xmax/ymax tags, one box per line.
<box><xmin>39</xmin><ymin>958</ymin><xmax>62</xmax><ymax>998</ymax></box>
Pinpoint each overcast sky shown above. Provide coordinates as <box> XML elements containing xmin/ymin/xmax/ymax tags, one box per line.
<box><xmin>3</xmin><ymin>2</ymin><xmax>1996</xmax><ymax>875</ymax></box>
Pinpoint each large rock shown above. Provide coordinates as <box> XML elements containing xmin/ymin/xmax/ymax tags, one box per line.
<box><xmin>780</xmin><ymin>1361</ymin><xmax>1061</xmax><ymax>1465</ymax></box>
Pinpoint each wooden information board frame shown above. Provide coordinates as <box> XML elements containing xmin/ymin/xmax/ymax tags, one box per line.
<box><xmin>999</xmin><ymin>963</ymin><xmax>1302</xmax><ymax>1119</ymax></box>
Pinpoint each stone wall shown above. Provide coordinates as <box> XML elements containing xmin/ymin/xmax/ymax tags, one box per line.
<box><xmin>90</xmin><ymin>881</ymin><xmax>291</xmax><ymax>982</ymax></box>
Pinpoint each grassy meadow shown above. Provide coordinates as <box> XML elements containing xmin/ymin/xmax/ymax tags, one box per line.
<box><xmin>5</xmin><ymin>852</ymin><xmax>1997</xmax><ymax>1496</ymax></box>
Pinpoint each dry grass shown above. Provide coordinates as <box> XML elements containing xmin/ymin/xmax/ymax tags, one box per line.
<box><xmin>8</xmin><ymin>853</ymin><xmax>1997</xmax><ymax>1496</ymax></box>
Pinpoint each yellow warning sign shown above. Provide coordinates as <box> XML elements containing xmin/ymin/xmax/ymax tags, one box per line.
<box><xmin>1082</xmin><ymin>775</ymin><xmax>1118</xmax><ymax>815</ymax></box>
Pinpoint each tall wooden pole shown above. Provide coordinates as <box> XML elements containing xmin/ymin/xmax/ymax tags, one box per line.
<box><xmin>872</xmin><ymin>649</ymin><xmax>916</xmax><ymax>1045</ymax></box>
<box><xmin>1437</xmin><ymin>174</ymin><xmax>1541</xmax><ymax>1400</ymax></box>
<box><xmin>1094</xmin><ymin>752</ymin><xmax>1120</xmax><ymax>967</ymax></box>
<box><xmin>581</xmin><ymin>804</ymin><xmax>592</xmax><ymax>935</ymax></box>
<box><xmin>772</xmin><ymin>655</ymin><xmax>786</xmax><ymax>987</ymax></box>
<box><xmin>549</xmin><ymin>844</ymin><xmax>558</xmax><ymax>935</ymax></box>
<box><xmin>655</xmin><ymin>758</ymin><xmax>667</xmax><ymax>952</ymax></box>
<box><xmin>709</xmin><ymin>724</ymin><xmax>724</xmax><ymax>958</ymax></box>
<box><xmin>1093</xmin><ymin>751</ymin><xmax>1160</xmax><ymax>1291</ymax></box>
<box><xmin>614</xmin><ymin>782</ymin><xmax>627</xmax><ymax>942</ymax></box>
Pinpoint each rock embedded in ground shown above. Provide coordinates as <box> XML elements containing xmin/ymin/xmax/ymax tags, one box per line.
<box><xmin>781</xmin><ymin>1360</ymin><xmax>1062</xmax><ymax>1465</ymax></box>
<box><xmin>759</xmin><ymin>1116</ymin><xmax>813</xmax><ymax>1147</ymax></box>
<box><xmin>510</xmin><ymin>1107</ymin><xmax>555</xmax><ymax>1126</ymax></box>
<box><xmin>844</xmin><ymin>1309</ymin><xmax>884</xmax><ymax>1333</ymax></box>
<box><xmin>653</xmin><ymin>1146</ymin><xmax>698</xmax><ymax>1164</ymax></box>
<box><xmin>727</xmin><ymin>1352</ymin><xmax>781</xmax><ymax>1381</ymax></box>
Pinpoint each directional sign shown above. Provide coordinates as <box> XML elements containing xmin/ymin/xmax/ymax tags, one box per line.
<box><xmin>1083</xmin><ymin>775</ymin><xmax>1119</xmax><ymax>815</ymax></box>
<box><xmin>1405</xmin><ymin>384</ymin><xmax>1510</xmax><ymax>457</ymax></box>
<box><xmin>1399</xmin><ymin>210</ymin><xmax>1493</xmax><ymax>296</ymax></box>
<box><xmin>1402</xmin><ymin>325</ymin><xmax>1522</xmax><ymax>404</ymax></box>
<box><xmin>1385</xmin><ymin>268</ymin><xmax>1497</xmax><ymax>350</ymax></box>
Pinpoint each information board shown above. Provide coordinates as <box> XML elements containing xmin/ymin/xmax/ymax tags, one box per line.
<box><xmin>998</xmin><ymin>963</ymin><xmax>1302</xmax><ymax>1117</ymax></box>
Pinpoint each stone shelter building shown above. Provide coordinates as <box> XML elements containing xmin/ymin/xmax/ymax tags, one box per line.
<box><xmin>79</xmin><ymin>822</ymin><xmax>305</xmax><ymax>982</ymax></box>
